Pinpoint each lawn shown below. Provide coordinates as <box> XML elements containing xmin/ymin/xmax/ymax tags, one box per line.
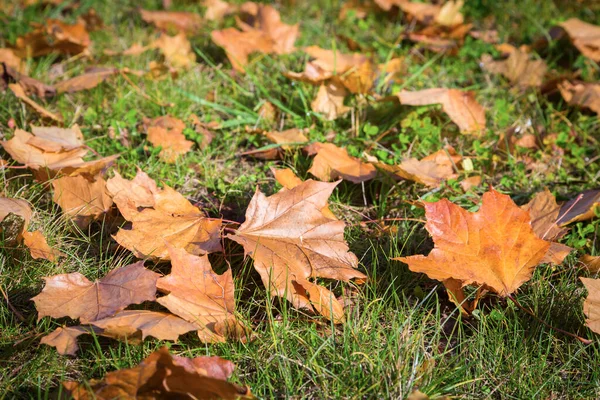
<box><xmin>1</xmin><ymin>0</ymin><xmax>600</xmax><ymax>398</ymax></box>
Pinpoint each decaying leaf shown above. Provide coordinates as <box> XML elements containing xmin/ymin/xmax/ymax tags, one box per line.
<box><xmin>311</xmin><ymin>81</ymin><xmax>351</xmax><ymax>120</ymax></box>
<box><xmin>108</xmin><ymin>170</ymin><xmax>221</xmax><ymax>260</ymax></box>
<box><xmin>0</xmin><ymin>48</ymin><xmax>22</xmax><ymax>71</ymax></box>
<box><xmin>204</xmin><ymin>0</ymin><xmax>238</xmax><ymax>21</ymax></box>
<box><xmin>395</xmin><ymin>88</ymin><xmax>486</xmax><ymax>133</ymax></box>
<box><xmin>40</xmin><ymin>325</ymin><xmax>101</xmax><ymax>356</ymax></box>
<box><xmin>52</xmin><ymin>174</ymin><xmax>113</xmax><ymax>229</ymax></box>
<box><xmin>396</xmin><ymin>189</ymin><xmax>550</xmax><ymax>297</ymax></box>
<box><xmin>152</xmin><ymin>32</ymin><xmax>196</xmax><ymax>70</ymax></box>
<box><xmin>559</xmin><ymin>18</ymin><xmax>600</xmax><ymax>62</ymax></box>
<box><xmin>23</xmin><ymin>230</ymin><xmax>64</xmax><ymax>261</ymax></box>
<box><xmin>306</xmin><ymin>142</ymin><xmax>376</xmax><ymax>184</ymax></box>
<box><xmin>9</xmin><ymin>83</ymin><xmax>63</xmax><ymax>122</ymax></box>
<box><xmin>400</xmin><ymin>0</ymin><xmax>464</xmax><ymax>27</ymax></box>
<box><xmin>55</xmin><ymin>67</ymin><xmax>119</xmax><ymax>94</ymax></box>
<box><xmin>558</xmin><ymin>81</ymin><xmax>600</xmax><ymax>116</ymax></box>
<box><xmin>32</xmin><ymin>261</ymin><xmax>159</xmax><ymax>323</ymax></box>
<box><xmin>382</xmin><ymin>147</ymin><xmax>461</xmax><ymax>188</ymax></box>
<box><xmin>581</xmin><ymin>255</ymin><xmax>600</xmax><ymax>273</ymax></box>
<box><xmin>139</xmin><ymin>9</ymin><xmax>202</xmax><ymax>34</ymax></box>
<box><xmin>62</xmin><ymin>347</ymin><xmax>253</xmax><ymax>399</ymax></box>
<box><xmin>145</xmin><ymin>115</ymin><xmax>193</xmax><ymax>162</ymax></box>
<box><xmin>228</xmin><ymin>179</ymin><xmax>366</xmax><ymax>323</ymax></box>
<box><xmin>557</xmin><ymin>189</ymin><xmax>600</xmax><ymax>226</ymax></box>
<box><xmin>157</xmin><ymin>244</ymin><xmax>245</xmax><ymax>343</ymax></box>
<box><xmin>481</xmin><ymin>48</ymin><xmax>547</xmax><ymax>88</ymax></box>
<box><xmin>1</xmin><ymin>63</ymin><xmax>56</xmax><ymax>97</ymax></box>
<box><xmin>15</xmin><ymin>19</ymin><xmax>90</xmax><ymax>58</ymax></box>
<box><xmin>581</xmin><ymin>277</ymin><xmax>600</xmax><ymax>335</ymax></box>
<box><xmin>0</xmin><ymin>197</ymin><xmax>32</xmax><ymax>236</ymax></box>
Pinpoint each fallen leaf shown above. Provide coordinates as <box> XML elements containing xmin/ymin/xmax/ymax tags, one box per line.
<box><xmin>374</xmin><ymin>0</ymin><xmax>406</xmax><ymax>12</ymax></box>
<box><xmin>52</xmin><ymin>174</ymin><xmax>113</xmax><ymax>229</ymax></box>
<box><xmin>145</xmin><ymin>115</ymin><xmax>193</xmax><ymax>162</ymax></box>
<box><xmin>62</xmin><ymin>347</ymin><xmax>252</xmax><ymax>399</ymax></box>
<box><xmin>396</xmin><ymin>189</ymin><xmax>550</xmax><ymax>296</ymax></box>
<box><xmin>265</xmin><ymin>128</ymin><xmax>308</xmax><ymax>148</ymax></box>
<box><xmin>559</xmin><ymin>18</ymin><xmax>600</xmax><ymax>62</ymax></box>
<box><xmin>400</xmin><ymin>0</ymin><xmax>464</xmax><ymax>27</ymax></box>
<box><xmin>1</xmin><ymin>63</ymin><xmax>56</xmax><ymax>97</ymax></box>
<box><xmin>257</xmin><ymin>101</ymin><xmax>278</xmax><ymax>123</ymax></box>
<box><xmin>0</xmin><ymin>48</ymin><xmax>22</xmax><ymax>71</ymax></box>
<box><xmin>32</xmin><ymin>261</ymin><xmax>159</xmax><ymax>323</ymax></box>
<box><xmin>558</xmin><ymin>81</ymin><xmax>600</xmax><ymax>116</ymax></box>
<box><xmin>228</xmin><ymin>179</ymin><xmax>366</xmax><ymax>322</ymax></box>
<box><xmin>157</xmin><ymin>244</ymin><xmax>244</xmax><ymax>343</ymax></box>
<box><xmin>15</xmin><ymin>19</ymin><xmax>90</xmax><ymax>58</ymax></box>
<box><xmin>311</xmin><ymin>81</ymin><xmax>351</xmax><ymax>120</ymax></box>
<box><xmin>211</xmin><ymin>28</ymin><xmax>272</xmax><ymax>72</ymax></box>
<box><xmin>9</xmin><ymin>83</ymin><xmax>63</xmax><ymax>122</ymax></box>
<box><xmin>306</xmin><ymin>142</ymin><xmax>377</xmax><ymax>183</ymax></box>
<box><xmin>23</xmin><ymin>230</ymin><xmax>64</xmax><ymax>261</ymax></box>
<box><xmin>55</xmin><ymin>67</ymin><xmax>119</xmax><ymax>93</ymax></box>
<box><xmin>27</xmin><ymin>125</ymin><xmax>84</xmax><ymax>151</ymax></box>
<box><xmin>581</xmin><ymin>277</ymin><xmax>600</xmax><ymax>334</ymax></box>
<box><xmin>581</xmin><ymin>255</ymin><xmax>600</xmax><ymax>273</ymax></box>
<box><xmin>557</xmin><ymin>189</ymin><xmax>600</xmax><ymax>226</ymax></box>
<box><xmin>78</xmin><ymin>8</ymin><xmax>104</xmax><ymax>31</ymax></box>
<box><xmin>384</xmin><ymin>147</ymin><xmax>460</xmax><ymax>187</ymax></box>
<box><xmin>40</xmin><ymin>325</ymin><xmax>101</xmax><ymax>356</ymax></box>
<box><xmin>108</xmin><ymin>170</ymin><xmax>222</xmax><ymax>260</ymax></box>
<box><xmin>152</xmin><ymin>32</ymin><xmax>196</xmax><ymax>70</ymax></box>
<box><xmin>481</xmin><ymin>49</ymin><xmax>547</xmax><ymax>88</ymax></box>
<box><xmin>204</xmin><ymin>0</ymin><xmax>237</xmax><ymax>21</ymax></box>
<box><xmin>396</xmin><ymin>88</ymin><xmax>486</xmax><ymax>133</ymax></box>
<box><xmin>139</xmin><ymin>9</ymin><xmax>202</xmax><ymax>34</ymax></box>
<box><xmin>0</xmin><ymin>197</ymin><xmax>32</xmax><ymax>232</ymax></box>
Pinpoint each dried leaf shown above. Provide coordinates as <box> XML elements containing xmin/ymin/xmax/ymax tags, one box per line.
<box><xmin>581</xmin><ymin>255</ymin><xmax>600</xmax><ymax>273</ymax></box>
<box><xmin>481</xmin><ymin>49</ymin><xmax>547</xmax><ymax>88</ymax></box>
<box><xmin>559</xmin><ymin>18</ymin><xmax>600</xmax><ymax>62</ymax></box>
<box><xmin>557</xmin><ymin>189</ymin><xmax>600</xmax><ymax>226</ymax></box>
<box><xmin>581</xmin><ymin>277</ymin><xmax>600</xmax><ymax>335</ymax></box>
<box><xmin>156</xmin><ymin>244</ymin><xmax>244</xmax><ymax>343</ymax></box>
<box><xmin>400</xmin><ymin>0</ymin><xmax>464</xmax><ymax>27</ymax></box>
<box><xmin>211</xmin><ymin>28</ymin><xmax>272</xmax><ymax>72</ymax></box>
<box><xmin>108</xmin><ymin>170</ymin><xmax>222</xmax><ymax>260</ymax></box>
<box><xmin>1</xmin><ymin>63</ymin><xmax>56</xmax><ymax>97</ymax></box>
<box><xmin>145</xmin><ymin>115</ymin><xmax>193</xmax><ymax>162</ymax></box>
<box><xmin>0</xmin><ymin>197</ymin><xmax>32</xmax><ymax>232</ymax></box>
<box><xmin>265</xmin><ymin>128</ymin><xmax>308</xmax><ymax>148</ymax></box>
<box><xmin>55</xmin><ymin>67</ymin><xmax>119</xmax><ymax>93</ymax></box>
<box><xmin>385</xmin><ymin>147</ymin><xmax>460</xmax><ymax>188</ymax></box>
<box><xmin>558</xmin><ymin>81</ymin><xmax>600</xmax><ymax>116</ymax></box>
<box><xmin>228</xmin><ymin>180</ymin><xmax>366</xmax><ymax>322</ymax></box>
<box><xmin>139</xmin><ymin>9</ymin><xmax>202</xmax><ymax>34</ymax></box>
<box><xmin>32</xmin><ymin>261</ymin><xmax>159</xmax><ymax>323</ymax></box>
<box><xmin>15</xmin><ymin>19</ymin><xmax>90</xmax><ymax>58</ymax></box>
<box><xmin>396</xmin><ymin>88</ymin><xmax>485</xmax><ymax>133</ymax></box>
<box><xmin>152</xmin><ymin>32</ymin><xmax>196</xmax><ymax>70</ymax></box>
<box><xmin>306</xmin><ymin>142</ymin><xmax>376</xmax><ymax>184</ymax></box>
<box><xmin>23</xmin><ymin>230</ymin><xmax>64</xmax><ymax>261</ymax></box>
<box><xmin>396</xmin><ymin>189</ymin><xmax>550</xmax><ymax>296</ymax></box>
<box><xmin>40</xmin><ymin>325</ymin><xmax>101</xmax><ymax>356</ymax></box>
<box><xmin>311</xmin><ymin>81</ymin><xmax>351</xmax><ymax>120</ymax></box>
<box><xmin>0</xmin><ymin>49</ymin><xmax>22</xmax><ymax>71</ymax></box>
<box><xmin>9</xmin><ymin>83</ymin><xmax>63</xmax><ymax>122</ymax></box>
<box><xmin>204</xmin><ymin>0</ymin><xmax>237</xmax><ymax>21</ymax></box>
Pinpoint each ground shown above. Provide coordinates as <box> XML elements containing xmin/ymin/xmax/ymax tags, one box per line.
<box><xmin>1</xmin><ymin>0</ymin><xmax>600</xmax><ymax>398</ymax></box>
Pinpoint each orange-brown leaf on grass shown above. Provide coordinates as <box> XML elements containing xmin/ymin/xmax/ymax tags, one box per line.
<box><xmin>152</xmin><ymin>32</ymin><xmax>196</xmax><ymax>70</ymax></box>
<box><xmin>396</xmin><ymin>189</ymin><xmax>551</xmax><ymax>296</ymax></box>
<box><xmin>139</xmin><ymin>9</ymin><xmax>202</xmax><ymax>34</ymax></box>
<box><xmin>305</xmin><ymin>142</ymin><xmax>377</xmax><ymax>184</ymax></box>
<box><xmin>107</xmin><ymin>170</ymin><xmax>221</xmax><ymax>260</ymax></box>
<box><xmin>581</xmin><ymin>255</ymin><xmax>600</xmax><ymax>273</ymax></box>
<box><xmin>381</xmin><ymin>147</ymin><xmax>461</xmax><ymax>188</ymax></box>
<box><xmin>522</xmin><ymin>189</ymin><xmax>572</xmax><ymax>265</ymax></box>
<box><xmin>311</xmin><ymin>81</ymin><xmax>351</xmax><ymax>120</ymax></box>
<box><xmin>243</xmin><ymin>128</ymin><xmax>309</xmax><ymax>159</ymax></box>
<box><xmin>63</xmin><ymin>347</ymin><xmax>253</xmax><ymax>400</ymax></box>
<box><xmin>399</xmin><ymin>0</ymin><xmax>464</xmax><ymax>27</ymax></box>
<box><xmin>15</xmin><ymin>19</ymin><xmax>90</xmax><ymax>58</ymax></box>
<box><xmin>581</xmin><ymin>277</ymin><xmax>600</xmax><ymax>335</ymax></box>
<box><xmin>0</xmin><ymin>197</ymin><xmax>32</xmax><ymax>244</ymax></box>
<box><xmin>557</xmin><ymin>189</ymin><xmax>600</xmax><ymax>226</ymax></box>
<box><xmin>0</xmin><ymin>48</ymin><xmax>22</xmax><ymax>71</ymax></box>
<box><xmin>40</xmin><ymin>325</ymin><xmax>101</xmax><ymax>356</ymax></box>
<box><xmin>9</xmin><ymin>83</ymin><xmax>63</xmax><ymax>123</ymax></box>
<box><xmin>396</xmin><ymin>88</ymin><xmax>485</xmax><ymax>133</ymax></box>
<box><xmin>55</xmin><ymin>67</ymin><xmax>119</xmax><ymax>93</ymax></box>
<box><xmin>157</xmin><ymin>244</ymin><xmax>245</xmax><ymax>343</ymax></box>
<box><xmin>32</xmin><ymin>261</ymin><xmax>159</xmax><ymax>324</ymax></box>
<box><xmin>145</xmin><ymin>115</ymin><xmax>193</xmax><ymax>162</ymax></box>
<box><xmin>211</xmin><ymin>4</ymin><xmax>298</xmax><ymax>72</ymax></box>
<box><xmin>481</xmin><ymin>48</ymin><xmax>547</xmax><ymax>88</ymax></box>
<box><xmin>22</xmin><ymin>230</ymin><xmax>64</xmax><ymax>261</ymax></box>
<box><xmin>559</xmin><ymin>18</ymin><xmax>600</xmax><ymax>62</ymax></box>
<box><xmin>558</xmin><ymin>81</ymin><xmax>600</xmax><ymax>116</ymax></box>
<box><xmin>204</xmin><ymin>0</ymin><xmax>238</xmax><ymax>21</ymax></box>
<box><xmin>2</xmin><ymin>63</ymin><xmax>56</xmax><ymax>98</ymax></box>
<box><xmin>227</xmin><ymin>180</ymin><xmax>366</xmax><ymax>323</ymax></box>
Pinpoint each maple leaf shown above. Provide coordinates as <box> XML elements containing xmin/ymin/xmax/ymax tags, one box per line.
<box><xmin>396</xmin><ymin>189</ymin><xmax>551</xmax><ymax>297</ymax></box>
<box><xmin>558</xmin><ymin>81</ymin><xmax>600</xmax><ymax>116</ymax></box>
<box><xmin>581</xmin><ymin>277</ymin><xmax>600</xmax><ymax>335</ymax></box>
<box><xmin>156</xmin><ymin>244</ymin><xmax>245</xmax><ymax>343</ymax></box>
<box><xmin>62</xmin><ymin>347</ymin><xmax>253</xmax><ymax>400</ymax></box>
<box><xmin>23</xmin><ymin>230</ymin><xmax>64</xmax><ymax>261</ymax></box>
<box><xmin>559</xmin><ymin>18</ymin><xmax>600</xmax><ymax>62</ymax></box>
<box><xmin>32</xmin><ymin>261</ymin><xmax>159</xmax><ymax>323</ymax></box>
<box><xmin>556</xmin><ymin>189</ymin><xmax>600</xmax><ymax>226</ymax></box>
<box><xmin>1</xmin><ymin>63</ymin><xmax>55</xmax><ymax>98</ymax></box>
<box><xmin>481</xmin><ymin>48</ymin><xmax>547</xmax><ymax>88</ymax></box>
<box><xmin>310</xmin><ymin>82</ymin><xmax>351</xmax><ymax>120</ymax></box>
<box><xmin>581</xmin><ymin>255</ymin><xmax>600</xmax><ymax>273</ymax></box>
<box><xmin>0</xmin><ymin>197</ymin><xmax>32</xmax><ymax>236</ymax></box>
<box><xmin>40</xmin><ymin>325</ymin><xmax>101</xmax><ymax>356</ymax></box>
<box><xmin>139</xmin><ymin>9</ymin><xmax>202</xmax><ymax>34</ymax></box>
<box><xmin>8</xmin><ymin>83</ymin><xmax>63</xmax><ymax>123</ymax></box>
<box><xmin>54</xmin><ymin>67</ymin><xmax>119</xmax><ymax>93</ymax></box>
<box><xmin>395</xmin><ymin>88</ymin><xmax>486</xmax><ymax>133</ymax></box>
<box><xmin>152</xmin><ymin>32</ymin><xmax>196</xmax><ymax>70</ymax></box>
<box><xmin>204</xmin><ymin>0</ymin><xmax>238</xmax><ymax>21</ymax></box>
<box><xmin>107</xmin><ymin>170</ymin><xmax>221</xmax><ymax>260</ymax></box>
<box><xmin>15</xmin><ymin>19</ymin><xmax>90</xmax><ymax>58</ymax></box>
<box><xmin>0</xmin><ymin>48</ymin><xmax>22</xmax><ymax>72</ymax></box>
<box><xmin>400</xmin><ymin>1</ymin><xmax>464</xmax><ymax>27</ymax></box>
<box><xmin>228</xmin><ymin>180</ymin><xmax>366</xmax><ymax>323</ymax></box>
<box><xmin>306</xmin><ymin>142</ymin><xmax>377</xmax><ymax>184</ymax></box>
<box><xmin>144</xmin><ymin>115</ymin><xmax>193</xmax><ymax>162</ymax></box>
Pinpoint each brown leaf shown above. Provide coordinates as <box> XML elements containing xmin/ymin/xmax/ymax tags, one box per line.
<box><xmin>558</xmin><ymin>81</ymin><xmax>600</xmax><ymax>116</ymax></box>
<box><xmin>2</xmin><ymin>128</ymin><xmax>82</xmax><ymax>169</ymax></box>
<box><xmin>211</xmin><ymin>28</ymin><xmax>273</xmax><ymax>72</ymax></box>
<box><xmin>265</xmin><ymin>128</ymin><xmax>308</xmax><ymax>148</ymax></box>
<box><xmin>228</xmin><ymin>179</ymin><xmax>366</xmax><ymax>322</ymax></box>
<box><xmin>481</xmin><ymin>49</ymin><xmax>547</xmax><ymax>88</ymax></box>
<box><xmin>23</xmin><ymin>230</ymin><xmax>64</xmax><ymax>261</ymax></box>
<box><xmin>52</xmin><ymin>174</ymin><xmax>113</xmax><ymax>229</ymax></box>
<box><xmin>257</xmin><ymin>101</ymin><xmax>278</xmax><ymax>123</ymax></box>
<box><xmin>55</xmin><ymin>67</ymin><xmax>119</xmax><ymax>93</ymax></box>
<box><xmin>396</xmin><ymin>88</ymin><xmax>485</xmax><ymax>133</ymax></box>
<box><xmin>310</xmin><ymin>81</ymin><xmax>351</xmax><ymax>120</ymax></box>
<box><xmin>9</xmin><ymin>83</ymin><xmax>63</xmax><ymax>122</ymax></box>
<box><xmin>145</xmin><ymin>115</ymin><xmax>193</xmax><ymax>162</ymax></box>
<box><xmin>15</xmin><ymin>19</ymin><xmax>90</xmax><ymax>58</ymax></box>
<box><xmin>581</xmin><ymin>255</ymin><xmax>600</xmax><ymax>273</ymax></box>
<box><xmin>0</xmin><ymin>197</ymin><xmax>33</xmax><ymax>232</ymax></box>
<box><xmin>384</xmin><ymin>147</ymin><xmax>461</xmax><ymax>187</ymax></box>
<box><xmin>108</xmin><ymin>170</ymin><xmax>222</xmax><ymax>260</ymax></box>
<box><xmin>204</xmin><ymin>0</ymin><xmax>238</xmax><ymax>21</ymax></box>
<box><xmin>62</xmin><ymin>347</ymin><xmax>252</xmax><ymax>400</ymax></box>
<box><xmin>581</xmin><ymin>277</ymin><xmax>600</xmax><ymax>335</ymax></box>
<box><xmin>1</xmin><ymin>63</ymin><xmax>56</xmax><ymax>98</ymax></box>
<box><xmin>40</xmin><ymin>325</ymin><xmax>101</xmax><ymax>356</ymax></box>
<box><xmin>306</xmin><ymin>142</ymin><xmax>376</xmax><ymax>183</ymax></box>
<box><xmin>157</xmin><ymin>244</ymin><xmax>244</xmax><ymax>343</ymax></box>
<box><xmin>396</xmin><ymin>189</ymin><xmax>550</xmax><ymax>296</ymax></box>
<box><xmin>0</xmin><ymin>49</ymin><xmax>22</xmax><ymax>71</ymax></box>
<box><xmin>399</xmin><ymin>0</ymin><xmax>464</xmax><ymax>27</ymax></box>
<box><xmin>139</xmin><ymin>9</ymin><xmax>202</xmax><ymax>34</ymax></box>
<box><xmin>557</xmin><ymin>189</ymin><xmax>600</xmax><ymax>226</ymax></box>
<box><xmin>559</xmin><ymin>18</ymin><xmax>600</xmax><ymax>62</ymax></box>
<box><xmin>460</xmin><ymin>175</ymin><xmax>481</xmax><ymax>191</ymax></box>
<box><xmin>32</xmin><ymin>261</ymin><xmax>159</xmax><ymax>323</ymax></box>
<box><xmin>152</xmin><ymin>32</ymin><xmax>196</xmax><ymax>70</ymax></box>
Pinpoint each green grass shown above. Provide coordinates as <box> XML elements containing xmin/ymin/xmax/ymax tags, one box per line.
<box><xmin>1</xmin><ymin>0</ymin><xmax>600</xmax><ymax>398</ymax></box>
